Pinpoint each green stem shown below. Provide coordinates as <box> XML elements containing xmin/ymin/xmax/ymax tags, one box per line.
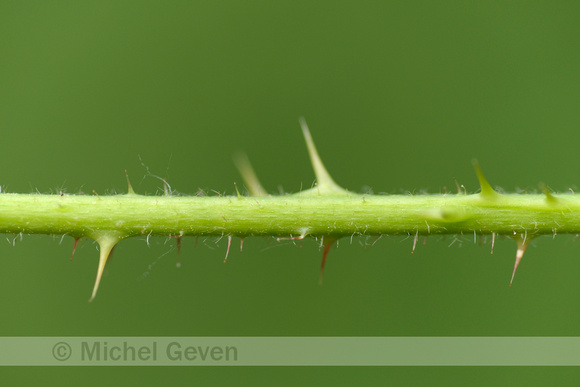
<box><xmin>0</xmin><ymin>191</ymin><xmax>577</xmax><ymax>238</ymax></box>
<box><xmin>0</xmin><ymin>119</ymin><xmax>575</xmax><ymax>299</ymax></box>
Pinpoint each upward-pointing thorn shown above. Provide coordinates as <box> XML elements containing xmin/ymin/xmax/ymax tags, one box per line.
<box><xmin>234</xmin><ymin>182</ymin><xmax>241</xmax><ymax>198</ymax></box>
<box><xmin>88</xmin><ymin>232</ymin><xmax>126</xmax><ymax>302</ymax></box>
<box><xmin>510</xmin><ymin>233</ymin><xmax>532</xmax><ymax>286</ymax></box>
<box><xmin>472</xmin><ymin>159</ymin><xmax>498</xmax><ymax>198</ymax></box>
<box><xmin>299</xmin><ymin>118</ymin><xmax>347</xmax><ymax>196</ymax></box>
<box><xmin>125</xmin><ymin>170</ymin><xmax>136</xmax><ymax>195</ymax></box>
<box><xmin>539</xmin><ymin>182</ymin><xmax>558</xmax><ymax>204</ymax></box>
<box><xmin>233</xmin><ymin>153</ymin><xmax>267</xmax><ymax>197</ymax></box>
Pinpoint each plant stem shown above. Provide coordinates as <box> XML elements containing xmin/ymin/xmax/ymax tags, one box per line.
<box><xmin>0</xmin><ymin>191</ymin><xmax>577</xmax><ymax>238</ymax></box>
<box><xmin>0</xmin><ymin>119</ymin><xmax>575</xmax><ymax>299</ymax></box>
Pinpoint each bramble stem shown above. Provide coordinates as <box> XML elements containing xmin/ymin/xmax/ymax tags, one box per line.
<box><xmin>0</xmin><ymin>191</ymin><xmax>577</xmax><ymax>239</ymax></box>
<box><xmin>0</xmin><ymin>119</ymin><xmax>574</xmax><ymax>299</ymax></box>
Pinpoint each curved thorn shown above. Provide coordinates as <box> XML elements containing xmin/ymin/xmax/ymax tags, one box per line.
<box><xmin>299</xmin><ymin>118</ymin><xmax>346</xmax><ymax>195</ymax></box>
<box><xmin>233</xmin><ymin>152</ymin><xmax>267</xmax><ymax>197</ymax></box>
<box><xmin>472</xmin><ymin>159</ymin><xmax>497</xmax><ymax>198</ymax></box>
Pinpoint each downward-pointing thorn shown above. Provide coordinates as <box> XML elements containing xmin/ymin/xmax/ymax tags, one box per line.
<box><xmin>319</xmin><ymin>237</ymin><xmax>337</xmax><ymax>285</ymax></box>
<box><xmin>240</xmin><ymin>238</ymin><xmax>244</xmax><ymax>254</ymax></box>
<box><xmin>71</xmin><ymin>237</ymin><xmax>80</xmax><ymax>261</ymax></box>
<box><xmin>88</xmin><ymin>232</ymin><xmax>125</xmax><ymax>302</ymax></box>
<box><xmin>176</xmin><ymin>235</ymin><xmax>182</xmax><ymax>268</ymax></box>
<box><xmin>509</xmin><ymin>234</ymin><xmax>532</xmax><ymax>286</ymax></box>
<box><xmin>223</xmin><ymin>235</ymin><xmax>232</xmax><ymax>263</ymax></box>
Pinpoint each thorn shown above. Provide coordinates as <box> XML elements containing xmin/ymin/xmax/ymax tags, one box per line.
<box><xmin>234</xmin><ymin>182</ymin><xmax>241</xmax><ymax>198</ymax></box>
<box><xmin>125</xmin><ymin>170</ymin><xmax>136</xmax><ymax>195</ymax></box>
<box><xmin>298</xmin><ymin>117</ymin><xmax>347</xmax><ymax>195</ymax></box>
<box><xmin>223</xmin><ymin>235</ymin><xmax>232</xmax><ymax>263</ymax></box>
<box><xmin>89</xmin><ymin>232</ymin><xmax>125</xmax><ymax>302</ymax></box>
<box><xmin>176</xmin><ymin>235</ymin><xmax>182</xmax><ymax>268</ymax></box>
<box><xmin>472</xmin><ymin>159</ymin><xmax>497</xmax><ymax>198</ymax></box>
<box><xmin>71</xmin><ymin>237</ymin><xmax>80</xmax><ymax>261</ymax></box>
<box><xmin>509</xmin><ymin>233</ymin><xmax>532</xmax><ymax>286</ymax></box>
<box><xmin>319</xmin><ymin>237</ymin><xmax>337</xmax><ymax>284</ymax></box>
<box><xmin>411</xmin><ymin>230</ymin><xmax>418</xmax><ymax>253</ymax></box>
<box><xmin>240</xmin><ymin>238</ymin><xmax>244</xmax><ymax>254</ymax></box>
<box><xmin>233</xmin><ymin>152</ymin><xmax>267</xmax><ymax>197</ymax></box>
<box><xmin>194</xmin><ymin>236</ymin><xmax>199</xmax><ymax>248</ymax></box>
<box><xmin>491</xmin><ymin>232</ymin><xmax>496</xmax><ymax>254</ymax></box>
<box><xmin>539</xmin><ymin>182</ymin><xmax>558</xmax><ymax>204</ymax></box>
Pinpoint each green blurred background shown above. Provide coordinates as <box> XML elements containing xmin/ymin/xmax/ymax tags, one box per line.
<box><xmin>1</xmin><ymin>0</ymin><xmax>580</xmax><ymax>384</ymax></box>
